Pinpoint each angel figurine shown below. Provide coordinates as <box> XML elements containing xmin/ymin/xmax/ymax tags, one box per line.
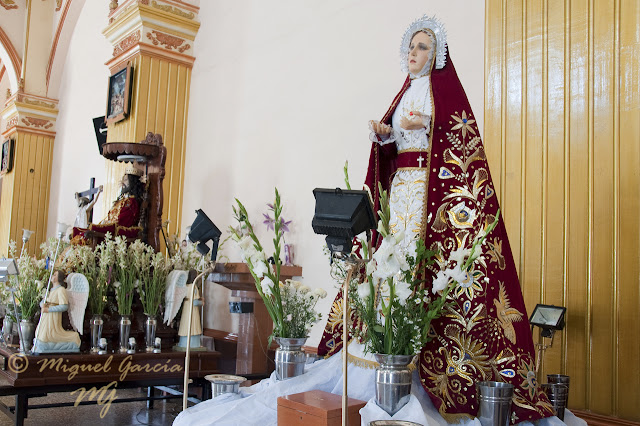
<box><xmin>164</xmin><ymin>270</ymin><xmax>205</xmax><ymax>350</ymax></box>
<box><xmin>33</xmin><ymin>271</ymin><xmax>88</xmax><ymax>353</ymax></box>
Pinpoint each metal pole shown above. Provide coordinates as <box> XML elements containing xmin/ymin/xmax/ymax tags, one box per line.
<box><xmin>342</xmin><ymin>262</ymin><xmax>357</xmax><ymax>426</ymax></box>
<box><xmin>183</xmin><ymin>261</ymin><xmax>213</xmax><ymax>411</ymax></box>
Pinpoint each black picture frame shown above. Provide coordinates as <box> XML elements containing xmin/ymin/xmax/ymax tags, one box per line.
<box><xmin>105</xmin><ymin>63</ymin><xmax>132</xmax><ymax>125</ymax></box>
<box><xmin>529</xmin><ymin>304</ymin><xmax>566</xmax><ymax>330</ymax></box>
<box><xmin>1</xmin><ymin>139</ymin><xmax>15</xmax><ymax>175</ymax></box>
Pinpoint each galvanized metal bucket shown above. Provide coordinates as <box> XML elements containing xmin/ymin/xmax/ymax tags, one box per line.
<box><xmin>274</xmin><ymin>337</ymin><xmax>307</xmax><ymax>380</ymax></box>
<box><xmin>476</xmin><ymin>381</ymin><xmax>514</xmax><ymax>426</ymax></box>
<box><xmin>374</xmin><ymin>354</ymin><xmax>413</xmax><ymax>417</ymax></box>
<box><xmin>205</xmin><ymin>374</ymin><xmax>246</xmax><ymax>398</ymax></box>
<box><xmin>542</xmin><ymin>382</ymin><xmax>568</xmax><ymax>420</ymax></box>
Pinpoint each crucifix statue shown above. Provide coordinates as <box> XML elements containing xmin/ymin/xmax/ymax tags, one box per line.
<box><xmin>74</xmin><ymin>178</ymin><xmax>103</xmax><ymax>228</ymax></box>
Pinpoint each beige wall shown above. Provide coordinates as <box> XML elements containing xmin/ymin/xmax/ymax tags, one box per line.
<box><xmin>47</xmin><ymin>0</ymin><xmax>485</xmax><ymax>346</ymax></box>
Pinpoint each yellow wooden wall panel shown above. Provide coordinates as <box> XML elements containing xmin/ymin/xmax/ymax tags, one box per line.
<box><xmin>487</xmin><ymin>0</ymin><xmax>640</xmax><ymax>419</ymax></box>
<box><xmin>590</xmin><ymin>0</ymin><xmax>616</xmax><ymax>415</ymax></box>
<box><xmin>484</xmin><ymin>0</ymin><xmax>505</xmax><ymax>203</ymax></box>
<box><xmin>616</xmin><ymin>0</ymin><xmax>640</xmax><ymax>418</ymax></box>
<box><xmin>541</xmin><ymin>0</ymin><xmax>569</xmax><ymax>379</ymax></box>
<box><xmin>522</xmin><ymin>0</ymin><xmax>544</xmax><ymax>322</ymax></box>
<box><xmin>504</xmin><ymin>0</ymin><xmax>524</xmax><ymax>282</ymax></box>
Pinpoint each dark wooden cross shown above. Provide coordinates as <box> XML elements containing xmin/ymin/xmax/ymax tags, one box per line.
<box><xmin>77</xmin><ymin>178</ymin><xmax>101</xmax><ymax>223</ymax></box>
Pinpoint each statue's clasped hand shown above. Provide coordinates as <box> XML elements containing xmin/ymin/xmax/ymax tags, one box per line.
<box><xmin>369</xmin><ymin>120</ymin><xmax>392</xmax><ymax>136</ymax></box>
<box><xmin>400</xmin><ymin>111</ymin><xmax>428</xmax><ymax>130</ymax></box>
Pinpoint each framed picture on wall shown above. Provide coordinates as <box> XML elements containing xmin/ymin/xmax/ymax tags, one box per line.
<box><xmin>1</xmin><ymin>139</ymin><xmax>14</xmax><ymax>175</ymax></box>
<box><xmin>105</xmin><ymin>62</ymin><xmax>132</xmax><ymax>126</ymax></box>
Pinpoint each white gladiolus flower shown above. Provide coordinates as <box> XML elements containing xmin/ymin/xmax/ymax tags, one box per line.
<box><xmin>395</xmin><ymin>280</ymin><xmax>412</xmax><ymax>306</ymax></box>
<box><xmin>253</xmin><ymin>260</ymin><xmax>268</xmax><ymax>278</ymax></box>
<box><xmin>238</xmin><ymin>236</ymin><xmax>254</xmax><ymax>252</ymax></box>
<box><xmin>432</xmin><ymin>271</ymin><xmax>449</xmax><ymax>293</ymax></box>
<box><xmin>450</xmin><ymin>246</ymin><xmax>470</xmax><ymax>266</ymax></box>
<box><xmin>261</xmin><ymin>276</ymin><xmax>274</xmax><ymax>296</ymax></box>
<box><xmin>372</xmin><ymin>235</ymin><xmax>408</xmax><ymax>280</ymax></box>
<box><xmin>357</xmin><ymin>282</ymin><xmax>371</xmax><ymax>300</ymax></box>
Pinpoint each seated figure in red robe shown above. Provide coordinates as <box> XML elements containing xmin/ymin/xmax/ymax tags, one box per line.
<box><xmin>72</xmin><ymin>166</ymin><xmax>145</xmax><ymax>244</ymax></box>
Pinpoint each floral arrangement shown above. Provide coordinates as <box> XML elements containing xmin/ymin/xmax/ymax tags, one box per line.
<box><xmin>6</xmin><ymin>240</ymin><xmax>49</xmax><ymax>321</ymax></box>
<box><xmin>348</xmin><ymin>183</ymin><xmax>499</xmax><ymax>356</ymax></box>
<box><xmin>113</xmin><ymin>236</ymin><xmax>143</xmax><ymax>316</ymax></box>
<box><xmin>230</xmin><ymin>189</ymin><xmax>327</xmax><ymax>342</ymax></box>
<box><xmin>92</xmin><ymin>234</ymin><xmax>116</xmax><ymax>315</ymax></box>
<box><xmin>138</xmin><ymin>249</ymin><xmax>171</xmax><ymax>317</ymax></box>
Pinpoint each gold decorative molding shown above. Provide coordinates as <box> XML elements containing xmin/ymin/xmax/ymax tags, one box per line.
<box><xmin>16</xmin><ymin>94</ymin><xmax>57</xmax><ymax>109</ymax></box>
<box><xmin>56</xmin><ymin>0</ymin><xmax>62</xmax><ymax>11</ymax></box>
<box><xmin>5</xmin><ymin>116</ymin><xmax>18</xmax><ymax>131</ymax></box>
<box><xmin>113</xmin><ymin>30</ymin><xmax>141</xmax><ymax>57</ymax></box>
<box><xmin>151</xmin><ymin>0</ymin><xmax>194</xmax><ymax>19</ymax></box>
<box><xmin>21</xmin><ymin>117</ymin><xmax>53</xmax><ymax>129</ymax></box>
<box><xmin>146</xmin><ymin>30</ymin><xmax>190</xmax><ymax>53</ymax></box>
<box><xmin>138</xmin><ymin>0</ymin><xmax>149</xmax><ymax>5</ymax></box>
<box><xmin>0</xmin><ymin>0</ymin><xmax>18</xmax><ymax>10</ymax></box>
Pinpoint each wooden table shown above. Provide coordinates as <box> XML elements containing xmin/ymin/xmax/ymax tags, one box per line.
<box><xmin>0</xmin><ymin>346</ymin><xmax>220</xmax><ymax>425</ymax></box>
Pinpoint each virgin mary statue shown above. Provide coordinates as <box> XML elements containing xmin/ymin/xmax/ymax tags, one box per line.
<box><xmin>174</xmin><ymin>15</ymin><xmax>586</xmax><ymax>426</ymax></box>
<box><xmin>318</xmin><ymin>15</ymin><xmax>558</xmax><ymax>424</ymax></box>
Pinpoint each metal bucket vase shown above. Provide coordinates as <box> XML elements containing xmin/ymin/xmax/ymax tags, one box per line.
<box><xmin>205</xmin><ymin>374</ymin><xmax>247</xmax><ymax>398</ymax></box>
<box><xmin>476</xmin><ymin>381</ymin><xmax>514</xmax><ymax>426</ymax></box>
<box><xmin>19</xmin><ymin>320</ymin><xmax>35</xmax><ymax>352</ymax></box>
<box><xmin>274</xmin><ymin>337</ymin><xmax>307</xmax><ymax>380</ymax></box>
<box><xmin>145</xmin><ymin>316</ymin><xmax>157</xmax><ymax>352</ymax></box>
<box><xmin>118</xmin><ymin>315</ymin><xmax>131</xmax><ymax>353</ymax></box>
<box><xmin>546</xmin><ymin>374</ymin><xmax>569</xmax><ymax>420</ymax></box>
<box><xmin>542</xmin><ymin>383</ymin><xmax>568</xmax><ymax>421</ymax></box>
<box><xmin>374</xmin><ymin>354</ymin><xmax>413</xmax><ymax>417</ymax></box>
<box><xmin>90</xmin><ymin>314</ymin><xmax>103</xmax><ymax>354</ymax></box>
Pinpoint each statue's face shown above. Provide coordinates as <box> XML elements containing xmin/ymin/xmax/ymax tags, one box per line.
<box><xmin>120</xmin><ymin>175</ymin><xmax>132</xmax><ymax>193</ymax></box>
<box><xmin>408</xmin><ymin>31</ymin><xmax>434</xmax><ymax>75</ymax></box>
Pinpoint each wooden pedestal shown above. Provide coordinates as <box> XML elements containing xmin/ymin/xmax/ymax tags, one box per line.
<box><xmin>206</xmin><ymin>262</ymin><xmax>302</xmax><ymax>376</ymax></box>
<box><xmin>277</xmin><ymin>390</ymin><xmax>366</xmax><ymax>426</ymax></box>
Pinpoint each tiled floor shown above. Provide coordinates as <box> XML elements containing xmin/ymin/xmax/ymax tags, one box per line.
<box><xmin>0</xmin><ymin>379</ymin><xmax>183</xmax><ymax>426</ymax></box>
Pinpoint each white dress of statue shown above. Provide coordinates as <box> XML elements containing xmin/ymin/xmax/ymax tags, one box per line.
<box><xmin>73</xmin><ymin>186</ymin><xmax>103</xmax><ymax>228</ymax></box>
<box><xmin>164</xmin><ymin>270</ymin><xmax>203</xmax><ymax>349</ymax></box>
<box><xmin>33</xmin><ymin>272</ymin><xmax>88</xmax><ymax>353</ymax></box>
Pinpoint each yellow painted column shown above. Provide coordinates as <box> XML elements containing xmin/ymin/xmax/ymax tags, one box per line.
<box><xmin>101</xmin><ymin>0</ymin><xmax>200</xmax><ymax>244</ymax></box>
<box><xmin>0</xmin><ymin>94</ymin><xmax>58</xmax><ymax>255</ymax></box>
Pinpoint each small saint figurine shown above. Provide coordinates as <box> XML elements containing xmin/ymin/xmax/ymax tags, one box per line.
<box><xmin>33</xmin><ymin>271</ymin><xmax>88</xmax><ymax>353</ymax></box>
<box><xmin>164</xmin><ymin>270</ymin><xmax>206</xmax><ymax>350</ymax></box>
<box><xmin>74</xmin><ymin>185</ymin><xmax>103</xmax><ymax>228</ymax></box>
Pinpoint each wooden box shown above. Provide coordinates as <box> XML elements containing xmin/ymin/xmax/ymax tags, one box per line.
<box><xmin>277</xmin><ymin>390</ymin><xmax>367</xmax><ymax>426</ymax></box>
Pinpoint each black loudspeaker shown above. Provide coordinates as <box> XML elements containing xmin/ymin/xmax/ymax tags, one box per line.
<box><xmin>188</xmin><ymin>209</ymin><xmax>222</xmax><ymax>261</ymax></box>
<box><xmin>311</xmin><ymin>188</ymin><xmax>376</xmax><ymax>255</ymax></box>
<box><xmin>92</xmin><ymin>116</ymin><xmax>107</xmax><ymax>154</ymax></box>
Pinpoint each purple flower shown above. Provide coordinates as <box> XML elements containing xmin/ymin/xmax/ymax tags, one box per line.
<box><xmin>266</xmin><ymin>203</ymin><xmax>275</xmax><ymax>211</ymax></box>
<box><xmin>263</xmin><ymin>213</ymin><xmax>275</xmax><ymax>231</ymax></box>
<box><xmin>280</xmin><ymin>218</ymin><xmax>292</xmax><ymax>233</ymax></box>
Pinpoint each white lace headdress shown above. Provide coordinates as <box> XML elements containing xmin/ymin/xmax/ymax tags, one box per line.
<box><xmin>400</xmin><ymin>15</ymin><xmax>448</xmax><ymax>75</ymax></box>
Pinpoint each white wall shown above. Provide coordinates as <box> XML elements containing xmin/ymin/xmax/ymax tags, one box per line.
<box><xmin>184</xmin><ymin>0</ymin><xmax>485</xmax><ymax>346</ymax></box>
<box><xmin>50</xmin><ymin>0</ymin><xmax>485</xmax><ymax>347</ymax></box>
<box><xmin>47</xmin><ymin>0</ymin><xmax>112</xmax><ymax>235</ymax></box>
